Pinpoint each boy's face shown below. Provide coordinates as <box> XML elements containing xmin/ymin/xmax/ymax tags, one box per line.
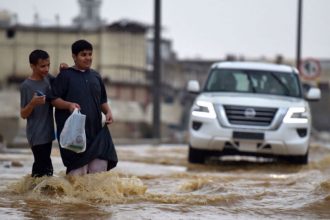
<box><xmin>31</xmin><ymin>58</ymin><xmax>50</xmax><ymax>78</ymax></box>
<box><xmin>73</xmin><ymin>49</ymin><xmax>92</xmax><ymax>70</ymax></box>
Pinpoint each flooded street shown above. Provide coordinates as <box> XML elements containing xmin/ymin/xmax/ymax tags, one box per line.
<box><xmin>1</xmin><ymin>141</ymin><xmax>330</xmax><ymax>219</ymax></box>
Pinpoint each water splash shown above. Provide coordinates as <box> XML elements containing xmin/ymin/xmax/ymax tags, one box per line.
<box><xmin>319</xmin><ymin>179</ymin><xmax>330</xmax><ymax>192</ymax></box>
<box><xmin>178</xmin><ymin>178</ymin><xmax>215</xmax><ymax>192</ymax></box>
<box><xmin>7</xmin><ymin>171</ymin><xmax>147</xmax><ymax>204</ymax></box>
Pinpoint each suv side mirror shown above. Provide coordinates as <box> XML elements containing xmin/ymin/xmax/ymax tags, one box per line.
<box><xmin>306</xmin><ymin>87</ymin><xmax>321</xmax><ymax>101</ymax></box>
<box><xmin>187</xmin><ymin>80</ymin><xmax>200</xmax><ymax>94</ymax></box>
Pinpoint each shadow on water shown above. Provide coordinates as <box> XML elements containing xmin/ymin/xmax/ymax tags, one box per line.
<box><xmin>116</xmin><ymin>145</ymin><xmax>328</xmax><ymax>175</ymax></box>
<box><xmin>186</xmin><ymin>156</ymin><xmax>306</xmax><ymax>174</ymax></box>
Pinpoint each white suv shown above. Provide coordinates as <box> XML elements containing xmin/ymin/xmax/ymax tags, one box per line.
<box><xmin>187</xmin><ymin>61</ymin><xmax>321</xmax><ymax>164</ymax></box>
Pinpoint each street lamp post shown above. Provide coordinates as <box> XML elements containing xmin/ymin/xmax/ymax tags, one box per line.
<box><xmin>153</xmin><ymin>0</ymin><xmax>161</xmax><ymax>139</ymax></box>
<box><xmin>296</xmin><ymin>0</ymin><xmax>303</xmax><ymax>69</ymax></box>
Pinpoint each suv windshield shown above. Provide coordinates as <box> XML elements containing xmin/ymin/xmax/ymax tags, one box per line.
<box><xmin>204</xmin><ymin>69</ymin><xmax>302</xmax><ymax>97</ymax></box>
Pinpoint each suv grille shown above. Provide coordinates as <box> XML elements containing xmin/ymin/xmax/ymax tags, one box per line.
<box><xmin>223</xmin><ymin>105</ymin><xmax>278</xmax><ymax>126</ymax></box>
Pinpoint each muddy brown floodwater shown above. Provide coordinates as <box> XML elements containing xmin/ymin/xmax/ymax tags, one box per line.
<box><xmin>1</xmin><ymin>142</ymin><xmax>330</xmax><ymax>219</ymax></box>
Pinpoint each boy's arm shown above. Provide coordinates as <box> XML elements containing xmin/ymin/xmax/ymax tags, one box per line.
<box><xmin>20</xmin><ymin>93</ymin><xmax>46</xmax><ymax>119</ymax></box>
<box><xmin>101</xmin><ymin>102</ymin><xmax>113</xmax><ymax>124</ymax></box>
<box><xmin>51</xmin><ymin>98</ymin><xmax>80</xmax><ymax>112</ymax></box>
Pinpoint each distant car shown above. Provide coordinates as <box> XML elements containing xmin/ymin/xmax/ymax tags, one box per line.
<box><xmin>187</xmin><ymin>61</ymin><xmax>321</xmax><ymax>164</ymax></box>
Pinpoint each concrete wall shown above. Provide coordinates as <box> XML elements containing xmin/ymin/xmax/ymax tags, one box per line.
<box><xmin>0</xmin><ymin>26</ymin><xmax>147</xmax><ymax>82</ymax></box>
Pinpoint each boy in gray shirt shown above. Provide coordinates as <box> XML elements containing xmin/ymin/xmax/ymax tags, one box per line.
<box><xmin>20</xmin><ymin>49</ymin><xmax>55</xmax><ymax>177</ymax></box>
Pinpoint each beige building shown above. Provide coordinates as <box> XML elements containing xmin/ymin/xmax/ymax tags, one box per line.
<box><xmin>0</xmin><ymin>22</ymin><xmax>147</xmax><ymax>81</ymax></box>
<box><xmin>0</xmin><ymin>0</ymin><xmax>150</xmax><ymax>85</ymax></box>
<box><xmin>0</xmin><ymin>1</ymin><xmax>186</xmax><ymax>142</ymax></box>
<box><xmin>0</xmin><ymin>20</ymin><xmax>157</xmax><ymax>140</ymax></box>
<box><xmin>0</xmin><ymin>20</ymin><xmax>152</xmax><ymax>103</ymax></box>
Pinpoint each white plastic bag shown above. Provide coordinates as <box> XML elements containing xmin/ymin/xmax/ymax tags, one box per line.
<box><xmin>60</xmin><ymin>108</ymin><xmax>86</xmax><ymax>153</ymax></box>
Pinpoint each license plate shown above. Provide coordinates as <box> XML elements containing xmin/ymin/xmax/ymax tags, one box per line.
<box><xmin>232</xmin><ymin>131</ymin><xmax>264</xmax><ymax>140</ymax></box>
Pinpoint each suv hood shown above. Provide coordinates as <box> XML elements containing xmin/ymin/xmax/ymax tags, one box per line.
<box><xmin>198</xmin><ymin>92</ymin><xmax>307</xmax><ymax>108</ymax></box>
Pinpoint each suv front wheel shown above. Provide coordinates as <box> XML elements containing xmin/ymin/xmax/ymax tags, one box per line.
<box><xmin>287</xmin><ymin>152</ymin><xmax>309</xmax><ymax>165</ymax></box>
<box><xmin>188</xmin><ymin>145</ymin><xmax>209</xmax><ymax>164</ymax></box>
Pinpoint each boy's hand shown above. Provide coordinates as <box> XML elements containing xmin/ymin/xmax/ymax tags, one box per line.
<box><xmin>31</xmin><ymin>93</ymin><xmax>46</xmax><ymax>106</ymax></box>
<box><xmin>68</xmin><ymin>102</ymin><xmax>80</xmax><ymax>112</ymax></box>
<box><xmin>105</xmin><ymin>111</ymin><xmax>114</xmax><ymax>124</ymax></box>
<box><xmin>59</xmin><ymin>63</ymin><xmax>69</xmax><ymax>71</ymax></box>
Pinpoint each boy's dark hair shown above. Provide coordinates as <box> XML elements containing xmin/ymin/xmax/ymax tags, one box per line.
<box><xmin>29</xmin><ymin>49</ymin><xmax>49</xmax><ymax>65</ymax></box>
<box><xmin>71</xmin><ymin>39</ymin><xmax>93</xmax><ymax>55</ymax></box>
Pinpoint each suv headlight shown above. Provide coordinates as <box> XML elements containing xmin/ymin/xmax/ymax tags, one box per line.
<box><xmin>283</xmin><ymin>107</ymin><xmax>308</xmax><ymax>123</ymax></box>
<box><xmin>191</xmin><ymin>101</ymin><xmax>216</xmax><ymax>118</ymax></box>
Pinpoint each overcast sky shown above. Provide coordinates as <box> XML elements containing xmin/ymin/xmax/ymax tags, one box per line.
<box><xmin>1</xmin><ymin>0</ymin><xmax>330</xmax><ymax>60</ymax></box>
